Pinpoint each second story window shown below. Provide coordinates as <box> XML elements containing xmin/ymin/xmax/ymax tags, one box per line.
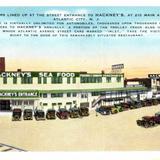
<box><xmin>21</xmin><ymin>77</ymin><xmax>33</xmax><ymax>84</ymax></box>
<box><xmin>72</xmin><ymin>77</ymin><xmax>76</xmax><ymax>83</ymax></box>
<box><xmin>3</xmin><ymin>77</ymin><xmax>7</xmax><ymax>84</ymax></box>
<box><xmin>67</xmin><ymin>77</ymin><xmax>71</xmax><ymax>84</ymax></box>
<box><xmin>38</xmin><ymin>77</ymin><xmax>42</xmax><ymax>84</ymax></box>
<box><xmin>13</xmin><ymin>77</ymin><xmax>17</xmax><ymax>84</ymax></box>
<box><xmin>43</xmin><ymin>77</ymin><xmax>47</xmax><ymax>84</ymax></box>
<box><xmin>117</xmin><ymin>76</ymin><xmax>121</xmax><ymax>82</ymax></box>
<box><xmin>51</xmin><ymin>77</ymin><xmax>62</xmax><ymax>84</ymax></box>
<box><xmin>106</xmin><ymin>77</ymin><xmax>111</xmax><ymax>83</ymax></box>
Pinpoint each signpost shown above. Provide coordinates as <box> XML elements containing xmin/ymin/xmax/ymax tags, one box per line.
<box><xmin>111</xmin><ymin>64</ymin><xmax>124</xmax><ymax>73</ymax></box>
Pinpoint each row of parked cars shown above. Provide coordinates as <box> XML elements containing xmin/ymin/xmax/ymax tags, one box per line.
<box><xmin>12</xmin><ymin>106</ymin><xmax>89</xmax><ymax>121</ymax></box>
<box><xmin>96</xmin><ymin>98</ymin><xmax>160</xmax><ymax>116</ymax></box>
<box><xmin>137</xmin><ymin>112</ymin><xmax>160</xmax><ymax>128</ymax></box>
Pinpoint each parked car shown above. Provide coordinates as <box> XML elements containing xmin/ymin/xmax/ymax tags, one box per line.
<box><xmin>56</xmin><ymin>108</ymin><xmax>69</xmax><ymax>119</ymax></box>
<box><xmin>12</xmin><ymin>108</ymin><xmax>22</xmax><ymax>121</ymax></box>
<box><xmin>114</xmin><ymin>104</ymin><xmax>123</xmax><ymax>112</ymax></box>
<box><xmin>34</xmin><ymin>109</ymin><xmax>45</xmax><ymax>121</ymax></box>
<box><xmin>136</xmin><ymin>115</ymin><xmax>160</xmax><ymax>128</ymax></box>
<box><xmin>69</xmin><ymin>107</ymin><xmax>79</xmax><ymax>118</ymax></box>
<box><xmin>23</xmin><ymin>109</ymin><xmax>33</xmax><ymax>120</ymax></box>
<box><xmin>145</xmin><ymin>99</ymin><xmax>153</xmax><ymax>106</ymax></box>
<box><xmin>79</xmin><ymin>106</ymin><xmax>89</xmax><ymax>116</ymax></box>
<box><xmin>46</xmin><ymin>109</ymin><xmax>56</xmax><ymax>120</ymax></box>
<box><xmin>96</xmin><ymin>106</ymin><xmax>111</xmax><ymax>115</ymax></box>
<box><xmin>155</xmin><ymin>111</ymin><xmax>160</xmax><ymax>117</ymax></box>
<box><xmin>137</xmin><ymin>116</ymin><xmax>155</xmax><ymax>128</ymax></box>
<box><xmin>151</xmin><ymin>98</ymin><xmax>159</xmax><ymax>105</ymax></box>
<box><xmin>120</xmin><ymin>102</ymin><xmax>130</xmax><ymax>111</ymax></box>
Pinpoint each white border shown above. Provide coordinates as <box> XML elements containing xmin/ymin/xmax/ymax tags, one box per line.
<box><xmin>0</xmin><ymin>0</ymin><xmax>160</xmax><ymax>6</ymax></box>
<box><xmin>0</xmin><ymin>2</ymin><xmax>160</xmax><ymax>160</ymax></box>
<box><xmin>1</xmin><ymin>152</ymin><xmax>160</xmax><ymax>160</ymax></box>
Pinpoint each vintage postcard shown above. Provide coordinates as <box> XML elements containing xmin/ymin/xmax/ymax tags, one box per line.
<box><xmin>0</xmin><ymin>6</ymin><xmax>160</xmax><ymax>159</ymax></box>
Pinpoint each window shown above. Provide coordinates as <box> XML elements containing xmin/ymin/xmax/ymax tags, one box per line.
<box><xmin>67</xmin><ymin>77</ymin><xmax>70</xmax><ymax>84</ymax></box>
<box><xmin>73</xmin><ymin>101</ymin><xmax>76</xmax><ymax>104</ymax></box>
<box><xmin>43</xmin><ymin>77</ymin><xmax>47</xmax><ymax>84</ymax></box>
<box><xmin>43</xmin><ymin>103</ymin><xmax>48</xmax><ymax>106</ymax></box>
<box><xmin>51</xmin><ymin>93</ymin><xmax>63</xmax><ymax>98</ymax></box>
<box><xmin>80</xmin><ymin>76</ymin><xmax>102</xmax><ymax>83</ymax></box>
<box><xmin>72</xmin><ymin>77</ymin><xmax>76</xmax><ymax>83</ymax></box>
<box><xmin>18</xmin><ymin>100</ymin><xmax>22</xmax><ymax>105</ymax></box>
<box><xmin>3</xmin><ymin>77</ymin><xmax>7</xmax><ymax>84</ymax></box>
<box><xmin>21</xmin><ymin>77</ymin><xmax>33</xmax><ymax>84</ymax></box>
<box><xmin>72</xmin><ymin>93</ymin><xmax>77</xmax><ymax>97</ymax></box>
<box><xmin>66</xmin><ymin>102</ymin><xmax>72</xmax><ymax>105</ymax></box>
<box><xmin>42</xmin><ymin>93</ymin><xmax>47</xmax><ymax>98</ymax></box>
<box><xmin>117</xmin><ymin>76</ymin><xmax>121</xmax><ymax>82</ymax></box>
<box><xmin>13</xmin><ymin>77</ymin><xmax>17</xmax><ymax>84</ymax></box>
<box><xmin>51</xmin><ymin>77</ymin><xmax>62</xmax><ymax>84</ymax></box>
<box><xmin>52</xmin><ymin>103</ymin><xmax>56</xmax><ymax>107</ymax></box>
<box><xmin>67</xmin><ymin>93</ymin><xmax>71</xmax><ymax>97</ymax></box>
<box><xmin>58</xmin><ymin>103</ymin><xmax>62</xmax><ymax>107</ymax></box>
<box><xmin>24</xmin><ymin>101</ymin><xmax>29</xmax><ymax>105</ymax></box>
<box><xmin>81</xmin><ymin>93</ymin><xmax>88</xmax><ymax>98</ymax></box>
<box><xmin>91</xmin><ymin>92</ymin><xmax>100</xmax><ymax>96</ymax></box>
<box><xmin>106</xmin><ymin>77</ymin><xmax>111</xmax><ymax>83</ymax></box>
<box><xmin>38</xmin><ymin>77</ymin><xmax>42</xmax><ymax>84</ymax></box>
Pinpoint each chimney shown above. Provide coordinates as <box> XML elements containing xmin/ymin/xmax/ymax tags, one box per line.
<box><xmin>0</xmin><ymin>57</ymin><xmax>5</xmax><ymax>71</ymax></box>
<box><xmin>17</xmin><ymin>69</ymin><xmax>22</xmax><ymax>72</ymax></box>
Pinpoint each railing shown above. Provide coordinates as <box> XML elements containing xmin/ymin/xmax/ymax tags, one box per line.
<box><xmin>0</xmin><ymin>143</ymin><xmax>26</xmax><ymax>152</ymax></box>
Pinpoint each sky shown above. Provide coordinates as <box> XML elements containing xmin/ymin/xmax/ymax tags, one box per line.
<box><xmin>0</xmin><ymin>7</ymin><xmax>160</xmax><ymax>78</ymax></box>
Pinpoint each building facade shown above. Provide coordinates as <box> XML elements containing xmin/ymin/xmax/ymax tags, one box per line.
<box><xmin>0</xmin><ymin>71</ymin><xmax>126</xmax><ymax>111</ymax></box>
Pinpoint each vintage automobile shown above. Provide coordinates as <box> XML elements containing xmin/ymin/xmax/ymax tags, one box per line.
<box><xmin>96</xmin><ymin>106</ymin><xmax>111</xmax><ymax>115</ymax></box>
<box><xmin>137</xmin><ymin>116</ymin><xmax>155</xmax><ymax>128</ymax></box>
<box><xmin>68</xmin><ymin>107</ymin><xmax>79</xmax><ymax>118</ymax></box>
<box><xmin>79</xmin><ymin>106</ymin><xmax>89</xmax><ymax>116</ymax></box>
<box><xmin>145</xmin><ymin>99</ymin><xmax>153</xmax><ymax>106</ymax></box>
<box><xmin>136</xmin><ymin>115</ymin><xmax>160</xmax><ymax>128</ymax></box>
<box><xmin>34</xmin><ymin>109</ymin><xmax>45</xmax><ymax>121</ymax></box>
<box><xmin>131</xmin><ymin>101</ymin><xmax>143</xmax><ymax>109</ymax></box>
<box><xmin>114</xmin><ymin>104</ymin><xmax>124</xmax><ymax>112</ymax></box>
<box><xmin>46</xmin><ymin>109</ymin><xmax>56</xmax><ymax>120</ymax></box>
<box><xmin>12</xmin><ymin>108</ymin><xmax>22</xmax><ymax>121</ymax></box>
<box><xmin>56</xmin><ymin>108</ymin><xmax>69</xmax><ymax>119</ymax></box>
<box><xmin>140</xmin><ymin>100</ymin><xmax>147</xmax><ymax>107</ymax></box>
<box><xmin>23</xmin><ymin>109</ymin><xmax>33</xmax><ymax>120</ymax></box>
<box><xmin>120</xmin><ymin>102</ymin><xmax>130</xmax><ymax>111</ymax></box>
<box><xmin>155</xmin><ymin>111</ymin><xmax>160</xmax><ymax>117</ymax></box>
<box><xmin>151</xmin><ymin>98</ymin><xmax>159</xmax><ymax>105</ymax></box>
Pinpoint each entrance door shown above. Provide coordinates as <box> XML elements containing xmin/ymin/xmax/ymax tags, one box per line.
<box><xmin>0</xmin><ymin>100</ymin><xmax>11</xmax><ymax>111</ymax></box>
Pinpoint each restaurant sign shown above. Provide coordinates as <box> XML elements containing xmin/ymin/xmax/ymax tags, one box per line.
<box><xmin>0</xmin><ymin>91</ymin><xmax>39</xmax><ymax>98</ymax></box>
<box><xmin>0</xmin><ymin>72</ymin><xmax>80</xmax><ymax>78</ymax></box>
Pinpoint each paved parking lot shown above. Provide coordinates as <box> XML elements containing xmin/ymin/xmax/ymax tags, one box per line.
<box><xmin>0</xmin><ymin>105</ymin><xmax>160</xmax><ymax>151</ymax></box>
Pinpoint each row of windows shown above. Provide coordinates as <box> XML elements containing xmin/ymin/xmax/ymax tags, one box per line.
<box><xmin>2</xmin><ymin>77</ymin><xmax>77</xmax><ymax>84</ymax></box>
<box><xmin>80</xmin><ymin>76</ymin><xmax>122</xmax><ymax>83</ymax></box>
<box><xmin>2</xmin><ymin>76</ymin><xmax>122</xmax><ymax>84</ymax></box>
<box><xmin>40</xmin><ymin>92</ymin><xmax>105</xmax><ymax>98</ymax></box>
<box><xmin>40</xmin><ymin>93</ymin><xmax>77</xmax><ymax>98</ymax></box>
<box><xmin>42</xmin><ymin>101</ymin><xmax>77</xmax><ymax>107</ymax></box>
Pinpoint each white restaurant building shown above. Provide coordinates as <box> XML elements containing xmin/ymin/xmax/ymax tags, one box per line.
<box><xmin>0</xmin><ymin>71</ymin><xmax>148</xmax><ymax>111</ymax></box>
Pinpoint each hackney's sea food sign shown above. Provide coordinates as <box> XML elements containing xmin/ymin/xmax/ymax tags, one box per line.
<box><xmin>0</xmin><ymin>72</ymin><xmax>81</xmax><ymax>78</ymax></box>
